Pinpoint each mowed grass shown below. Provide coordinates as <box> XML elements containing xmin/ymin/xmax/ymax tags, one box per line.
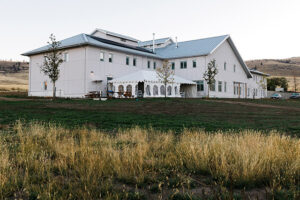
<box><xmin>0</xmin><ymin>95</ymin><xmax>300</xmax><ymax>136</ymax></box>
<box><xmin>0</xmin><ymin>122</ymin><xmax>299</xmax><ymax>199</ymax></box>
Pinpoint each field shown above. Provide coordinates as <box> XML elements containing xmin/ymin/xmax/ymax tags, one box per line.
<box><xmin>0</xmin><ymin>122</ymin><xmax>299</xmax><ymax>199</ymax></box>
<box><xmin>0</xmin><ymin>95</ymin><xmax>299</xmax><ymax>199</ymax></box>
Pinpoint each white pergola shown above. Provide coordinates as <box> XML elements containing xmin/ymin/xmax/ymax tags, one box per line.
<box><xmin>108</xmin><ymin>70</ymin><xmax>196</xmax><ymax>98</ymax></box>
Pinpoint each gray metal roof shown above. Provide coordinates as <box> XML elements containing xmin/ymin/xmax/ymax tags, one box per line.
<box><xmin>138</xmin><ymin>37</ymin><xmax>172</xmax><ymax>47</ymax></box>
<box><xmin>155</xmin><ymin>35</ymin><xmax>228</xmax><ymax>59</ymax></box>
<box><xmin>250</xmin><ymin>69</ymin><xmax>270</xmax><ymax>76</ymax></box>
<box><xmin>91</xmin><ymin>28</ymin><xmax>139</xmax><ymax>42</ymax></box>
<box><xmin>22</xmin><ymin>34</ymin><xmax>159</xmax><ymax>58</ymax></box>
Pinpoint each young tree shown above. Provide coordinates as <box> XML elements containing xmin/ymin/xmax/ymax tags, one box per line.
<box><xmin>156</xmin><ymin>60</ymin><xmax>174</xmax><ymax>98</ymax></box>
<box><xmin>203</xmin><ymin>59</ymin><xmax>218</xmax><ymax>98</ymax></box>
<box><xmin>41</xmin><ymin>34</ymin><xmax>63</xmax><ymax>99</ymax></box>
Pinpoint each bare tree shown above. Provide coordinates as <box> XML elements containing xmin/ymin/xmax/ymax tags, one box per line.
<box><xmin>293</xmin><ymin>73</ymin><xmax>298</xmax><ymax>92</ymax></box>
<box><xmin>203</xmin><ymin>59</ymin><xmax>218</xmax><ymax>98</ymax></box>
<box><xmin>41</xmin><ymin>34</ymin><xmax>63</xmax><ymax>99</ymax></box>
<box><xmin>156</xmin><ymin>60</ymin><xmax>174</xmax><ymax>98</ymax></box>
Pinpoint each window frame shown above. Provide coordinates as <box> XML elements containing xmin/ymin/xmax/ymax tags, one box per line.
<box><xmin>195</xmin><ymin>80</ymin><xmax>204</xmax><ymax>92</ymax></box>
<box><xmin>147</xmin><ymin>60</ymin><xmax>151</xmax><ymax>69</ymax></box>
<box><xmin>218</xmin><ymin>81</ymin><xmax>222</xmax><ymax>92</ymax></box>
<box><xmin>108</xmin><ymin>53</ymin><xmax>113</xmax><ymax>63</ymax></box>
<box><xmin>126</xmin><ymin>56</ymin><xmax>130</xmax><ymax>65</ymax></box>
<box><xmin>193</xmin><ymin>60</ymin><xmax>197</xmax><ymax>68</ymax></box>
<box><xmin>100</xmin><ymin>52</ymin><xmax>104</xmax><ymax>62</ymax></box>
<box><xmin>133</xmin><ymin>58</ymin><xmax>137</xmax><ymax>66</ymax></box>
<box><xmin>171</xmin><ymin>62</ymin><xmax>175</xmax><ymax>70</ymax></box>
<box><xmin>153</xmin><ymin>61</ymin><xmax>156</xmax><ymax>69</ymax></box>
<box><xmin>63</xmin><ymin>52</ymin><xmax>69</xmax><ymax>62</ymax></box>
<box><xmin>180</xmin><ymin>61</ymin><xmax>187</xmax><ymax>69</ymax></box>
<box><xmin>224</xmin><ymin>62</ymin><xmax>226</xmax><ymax>71</ymax></box>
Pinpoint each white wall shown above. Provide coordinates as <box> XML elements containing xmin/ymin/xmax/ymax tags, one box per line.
<box><xmin>28</xmin><ymin>47</ymin><xmax>86</xmax><ymax>97</ymax></box>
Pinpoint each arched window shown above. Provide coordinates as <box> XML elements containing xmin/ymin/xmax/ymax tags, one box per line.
<box><xmin>135</xmin><ymin>84</ymin><xmax>138</xmax><ymax>96</ymax></box>
<box><xmin>160</xmin><ymin>85</ymin><xmax>165</xmax><ymax>95</ymax></box>
<box><xmin>126</xmin><ymin>85</ymin><xmax>132</xmax><ymax>92</ymax></box>
<box><xmin>113</xmin><ymin>86</ymin><xmax>115</xmax><ymax>92</ymax></box>
<box><xmin>153</xmin><ymin>85</ymin><xmax>158</xmax><ymax>96</ymax></box>
<box><xmin>174</xmin><ymin>86</ymin><xmax>178</xmax><ymax>95</ymax></box>
<box><xmin>146</xmin><ymin>85</ymin><xmax>151</xmax><ymax>96</ymax></box>
<box><xmin>118</xmin><ymin>85</ymin><xmax>124</xmax><ymax>93</ymax></box>
<box><xmin>167</xmin><ymin>86</ymin><xmax>172</xmax><ymax>96</ymax></box>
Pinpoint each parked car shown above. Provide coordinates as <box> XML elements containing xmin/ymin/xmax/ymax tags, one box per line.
<box><xmin>290</xmin><ymin>93</ymin><xmax>300</xmax><ymax>99</ymax></box>
<box><xmin>271</xmin><ymin>93</ymin><xmax>282</xmax><ymax>99</ymax></box>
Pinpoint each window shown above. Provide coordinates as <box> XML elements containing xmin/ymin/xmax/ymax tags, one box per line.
<box><xmin>160</xmin><ymin>85</ymin><xmax>165</xmax><ymax>95</ymax></box>
<box><xmin>171</xmin><ymin>62</ymin><xmax>175</xmax><ymax>70</ymax></box>
<box><xmin>63</xmin><ymin>53</ymin><xmax>69</xmax><ymax>62</ymax></box>
<box><xmin>224</xmin><ymin>62</ymin><xmax>226</xmax><ymax>71</ymax></box>
<box><xmin>153</xmin><ymin>61</ymin><xmax>156</xmax><ymax>69</ymax></box>
<box><xmin>234</xmin><ymin>64</ymin><xmax>236</xmax><ymax>72</ymax></box>
<box><xmin>126</xmin><ymin>56</ymin><xmax>130</xmax><ymax>65</ymax></box>
<box><xmin>153</xmin><ymin>85</ymin><xmax>158</xmax><ymax>96</ymax></box>
<box><xmin>146</xmin><ymin>85</ymin><xmax>151</xmax><ymax>96</ymax></box>
<box><xmin>108</xmin><ymin>53</ymin><xmax>113</xmax><ymax>63</ymax></box>
<box><xmin>210</xmin><ymin>80</ymin><xmax>216</xmax><ymax>91</ymax></box>
<box><xmin>43</xmin><ymin>81</ymin><xmax>47</xmax><ymax>90</ymax></box>
<box><xmin>247</xmin><ymin>88</ymin><xmax>250</xmax><ymax>97</ymax></box>
<box><xmin>100</xmin><ymin>52</ymin><xmax>104</xmax><ymax>61</ymax></box>
<box><xmin>195</xmin><ymin>80</ymin><xmax>204</xmax><ymax>92</ymax></box>
<box><xmin>147</xmin><ymin>61</ymin><xmax>151</xmax><ymax>69</ymax></box>
<box><xmin>118</xmin><ymin>85</ymin><xmax>124</xmax><ymax>93</ymax></box>
<box><xmin>193</xmin><ymin>60</ymin><xmax>197</xmax><ymax>68</ymax></box>
<box><xmin>180</xmin><ymin>61</ymin><xmax>187</xmax><ymax>69</ymax></box>
<box><xmin>218</xmin><ymin>81</ymin><xmax>222</xmax><ymax>92</ymax></box>
<box><xmin>174</xmin><ymin>86</ymin><xmax>178</xmax><ymax>95</ymax></box>
<box><xmin>167</xmin><ymin>86</ymin><xmax>172</xmax><ymax>96</ymax></box>
<box><xmin>133</xmin><ymin>58</ymin><xmax>136</xmax><ymax>66</ymax></box>
<box><xmin>224</xmin><ymin>82</ymin><xmax>227</xmax><ymax>92</ymax></box>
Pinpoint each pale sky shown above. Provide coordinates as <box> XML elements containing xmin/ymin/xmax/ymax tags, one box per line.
<box><xmin>1</xmin><ymin>0</ymin><xmax>299</xmax><ymax>61</ymax></box>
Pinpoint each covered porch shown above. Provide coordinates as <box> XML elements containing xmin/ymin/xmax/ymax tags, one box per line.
<box><xmin>108</xmin><ymin>70</ymin><xmax>196</xmax><ymax>98</ymax></box>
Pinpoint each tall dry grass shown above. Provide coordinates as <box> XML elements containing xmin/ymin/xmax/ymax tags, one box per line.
<box><xmin>0</xmin><ymin>121</ymin><xmax>299</xmax><ymax>199</ymax></box>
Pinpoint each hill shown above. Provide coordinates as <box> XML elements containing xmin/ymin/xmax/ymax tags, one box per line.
<box><xmin>0</xmin><ymin>61</ymin><xmax>29</xmax><ymax>91</ymax></box>
<box><xmin>245</xmin><ymin>57</ymin><xmax>300</xmax><ymax>91</ymax></box>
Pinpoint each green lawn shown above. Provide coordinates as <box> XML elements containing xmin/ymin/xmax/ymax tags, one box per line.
<box><xmin>0</xmin><ymin>95</ymin><xmax>299</xmax><ymax>136</ymax></box>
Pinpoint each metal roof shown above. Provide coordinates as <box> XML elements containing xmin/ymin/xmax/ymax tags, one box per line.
<box><xmin>250</xmin><ymin>69</ymin><xmax>270</xmax><ymax>76</ymax></box>
<box><xmin>91</xmin><ymin>28</ymin><xmax>139</xmax><ymax>42</ymax></box>
<box><xmin>155</xmin><ymin>35</ymin><xmax>229</xmax><ymax>59</ymax></box>
<box><xmin>138</xmin><ymin>37</ymin><xmax>172</xmax><ymax>47</ymax></box>
<box><xmin>22</xmin><ymin>34</ymin><xmax>159</xmax><ymax>58</ymax></box>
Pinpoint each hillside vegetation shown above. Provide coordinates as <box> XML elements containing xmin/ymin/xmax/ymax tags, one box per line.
<box><xmin>0</xmin><ymin>122</ymin><xmax>299</xmax><ymax>199</ymax></box>
<box><xmin>246</xmin><ymin>57</ymin><xmax>300</xmax><ymax>91</ymax></box>
<box><xmin>0</xmin><ymin>61</ymin><xmax>28</xmax><ymax>92</ymax></box>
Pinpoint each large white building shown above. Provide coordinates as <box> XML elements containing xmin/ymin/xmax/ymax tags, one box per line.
<box><xmin>23</xmin><ymin>28</ymin><xmax>268</xmax><ymax>98</ymax></box>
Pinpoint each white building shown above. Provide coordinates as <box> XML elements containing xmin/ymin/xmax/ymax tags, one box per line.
<box><xmin>22</xmin><ymin>28</ymin><xmax>268</xmax><ymax>98</ymax></box>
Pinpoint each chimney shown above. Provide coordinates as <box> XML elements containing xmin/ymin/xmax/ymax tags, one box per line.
<box><xmin>152</xmin><ymin>33</ymin><xmax>155</xmax><ymax>52</ymax></box>
<box><xmin>175</xmin><ymin>36</ymin><xmax>178</xmax><ymax>48</ymax></box>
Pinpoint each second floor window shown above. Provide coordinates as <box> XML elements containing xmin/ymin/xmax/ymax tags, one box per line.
<box><xmin>147</xmin><ymin>61</ymin><xmax>151</xmax><ymax>69</ymax></box>
<box><xmin>133</xmin><ymin>58</ymin><xmax>136</xmax><ymax>66</ymax></box>
<box><xmin>234</xmin><ymin>64</ymin><xmax>236</xmax><ymax>72</ymax></box>
<box><xmin>153</xmin><ymin>62</ymin><xmax>156</xmax><ymax>69</ymax></box>
<box><xmin>108</xmin><ymin>53</ymin><xmax>113</xmax><ymax>63</ymax></box>
<box><xmin>224</xmin><ymin>62</ymin><xmax>226</xmax><ymax>71</ymax></box>
<box><xmin>126</xmin><ymin>57</ymin><xmax>130</xmax><ymax>65</ymax></box>
<box><xmin>193</xmin><ymin>60</ymin><xmax>197</xmax><ymax>68</ymax></box>
<box><xmin>171</xmin><ymin>62</ymin><xmax>175</xmax><ymax>70</ymax></box>
<box><xmin>100</xmin><ymin>52</ymin><xmax>104</xmax><ymax>61</ymax></box>
<box><xmin>180</xmin><ymin>61</ymin><xmax>187</xmax><ymax>69</ymax></box>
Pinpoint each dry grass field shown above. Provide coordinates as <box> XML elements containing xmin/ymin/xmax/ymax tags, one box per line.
<box><xmin>0</xmin><ymin>121</ymin><xmax>299</xmax><ymax>199</ymax></box>
<box><xmin>0</xmin><ymin>61</ymin><xmax>28</xmax><ymax>92</ymax></box>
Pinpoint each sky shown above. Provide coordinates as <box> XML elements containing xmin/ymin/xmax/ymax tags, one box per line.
<box><xmin>0</xmin><ymin>0</ymin><xmax>299</xmax><ymax>61</ymax></box>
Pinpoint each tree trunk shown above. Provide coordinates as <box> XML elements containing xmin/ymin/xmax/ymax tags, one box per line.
<box><xmin>53</xmin><ymin>82</ymin><xmax>56</xmax><ymax>99</ymax></box>
<box><xmin>207</xmin><ymin>84</ymin><xmax>210</xmax><ymax>98</ymax></box>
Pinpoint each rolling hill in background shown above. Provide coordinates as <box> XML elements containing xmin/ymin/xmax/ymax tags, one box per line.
<box><xmin>246</xmin><ymin>57</ymin><xmax>300</xmax><ymax>92</ymax></box>
<box><xmin>0</xmin><ymin>61</ymin><xmax>29</xmax><ymax>91</ymax></box>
